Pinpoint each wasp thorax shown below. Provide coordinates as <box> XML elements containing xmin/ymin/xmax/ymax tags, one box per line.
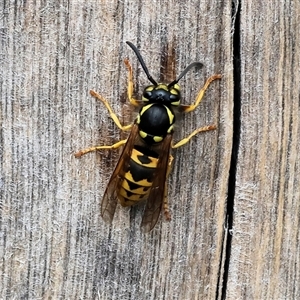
<box><xmin>142</xmin><ymin>84</ymin><xmax>181</xmax><ymax>106</ymax></box>
<box><xmin>136</xmin><ymin>103</ymin><xmax>175</xmax><ymax>145</ymax></box>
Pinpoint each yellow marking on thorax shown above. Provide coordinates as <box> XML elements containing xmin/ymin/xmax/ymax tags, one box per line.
<box><xmin>165</xmin><ymin>106</ymin><xmax>175</xmax><ymax>124</ymax></box>
<box><xmin>140</xmin><ymin>103</ymin><xmax>154</xmax><ymax>116</ymax></box>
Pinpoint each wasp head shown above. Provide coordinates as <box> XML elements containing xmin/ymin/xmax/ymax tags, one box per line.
<box><xmin>126</xmin><ymin>41</ymin><xmax>203</xmax><ymax>107</ymax></box>
<box><xmin>142</xmin><ymin>83</ymin><xmax>181</xmax><ymax>106</ymax></box>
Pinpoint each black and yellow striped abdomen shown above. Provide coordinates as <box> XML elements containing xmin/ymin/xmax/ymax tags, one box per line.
<box><xmin>118</xmin><ymin>145</ymin><xmax>159</xmax><ymax>206</ymax></box>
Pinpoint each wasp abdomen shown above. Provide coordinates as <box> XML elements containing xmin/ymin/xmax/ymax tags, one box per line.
<box><xmin>118</xmin><ymin>146</ymin><xmax>159</xmax><ymax>206</ymax></box>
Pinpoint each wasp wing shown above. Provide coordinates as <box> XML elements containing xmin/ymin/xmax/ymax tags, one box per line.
<box><xmin>141</xmin><ymin>134</ymin><xmax>173</xmax><ymax>232</ymax></box>
<box><xmin>101</xmin><ymin>124</ymin><xmax>139</xmax><ymax>223</ymax></box>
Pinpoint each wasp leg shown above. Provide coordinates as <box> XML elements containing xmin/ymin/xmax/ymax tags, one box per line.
<box><xmin>74</xmin><ymin>139</ymin><xmax>127</xmax><ymax>158</ymax></box>
<box><xmin>163</xmin><ymin>155</ymin><xmax>174</xmax><ymax>221</ymax></box>
<box><xmin>89</xmin><ymin>90</ymin><xmax>133</xmax><ymax>131</ymax></box>
<box><xmin>172</xmin><ymin>125</ymin><xmax>216</xmax><ymax>149</ymax></box>
<box><xmin>180</xmin><ymin>74</ymin><xmax>222</xmax><ymax>113</ymax></box>
<box><xmin>124</xmin><ymin>58</ymin><xmax>143</xmax><ymax>107</ymax></box>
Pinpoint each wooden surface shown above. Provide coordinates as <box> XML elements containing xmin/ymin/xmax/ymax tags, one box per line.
<box><xmin>226</xmin><ymin>1</ymin><xmax>300</xmax><ymax>299</ymax></box>
<box><xmin>0</xmin><ymin>1</ymin><xmax>299</xmax><ymax>299</ymax></box>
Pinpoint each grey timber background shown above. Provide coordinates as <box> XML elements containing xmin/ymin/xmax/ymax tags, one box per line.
<box><xmin>0</xmin><ymin>1</ymin><xmax>299</xmax><ymax>299</ymax></box>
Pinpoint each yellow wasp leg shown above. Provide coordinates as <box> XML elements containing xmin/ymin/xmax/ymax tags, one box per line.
<box><xmin>89</xmin><ymin>90</ymin><xmax>133</xmax><ymax>131</ymax></box>
<box><xmin>181</xmin><ymin>74</ymin><xmax>222</xmax><ymax>113</ymax></box>
<box><xmin>124</xmin><ymin>58</ymin><xmax>143</xmax><ymax>107</ymax></box>
<box><xmin>74</xmin><ymin>139</ymin><xmax>127</xmax><ymax>158</ymax></box>
<box><xmin>163</xmin><ymin>155</ymin><xmax>174</xmax><ymax>221</ymax></box>
<box><xmin>172</xmin><ymin>125</ymin><xmax>217</xmax><ymax>149</ymax></box>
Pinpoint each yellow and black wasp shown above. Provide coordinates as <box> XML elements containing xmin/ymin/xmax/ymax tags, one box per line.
<box><xmin>75</xmin><ymin>41</ymin><xmax>221</xmax><ymax>232</ymax></box>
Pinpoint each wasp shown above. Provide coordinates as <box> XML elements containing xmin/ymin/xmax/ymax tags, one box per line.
<box><xmin>75</xmin><ymin>41</ymin><xmax>221</xmax><ymax>232</ymax></box>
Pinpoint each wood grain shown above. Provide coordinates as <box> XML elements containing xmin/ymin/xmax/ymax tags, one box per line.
<box><xmin>226</xmin><ymin>1</ymin><xmax>300</xmax><ymax>299</ymax></box>
<box><xmin>1</xmin><ymin>0</ymin><xmax>298</xmax><ymax>299</ymax></box>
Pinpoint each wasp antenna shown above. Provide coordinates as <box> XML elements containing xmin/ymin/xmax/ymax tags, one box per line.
<box><xmin>168</xmin><ymin>62</ymin><xmax>203</xmax><ymax>88</ymax></box>
<box><xmin>126</xmin><ymin>41</ymin><xmax>158</xmax><ymax>86</ymax></box>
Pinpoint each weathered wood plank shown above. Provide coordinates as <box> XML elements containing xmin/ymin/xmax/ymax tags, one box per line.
<box><xmin>226</xmin><ymin>1</ymin><xmax>300</xmax><ymax>299</ymax></box>
<box><xmin>0</xmin><ymin>1</ymin><xmax>232</xmax><ymax>299</ymax></box>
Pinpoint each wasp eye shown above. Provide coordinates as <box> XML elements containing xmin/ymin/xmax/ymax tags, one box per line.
<box><xmin>170</xmin><ymin>94</ymin><xmax>179</xmax><ymax>101</ymax></box>
<box><xmin>143</xmin><ymin>90</ymin><xmax>152</xmax><ymax>99</ymax></box>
